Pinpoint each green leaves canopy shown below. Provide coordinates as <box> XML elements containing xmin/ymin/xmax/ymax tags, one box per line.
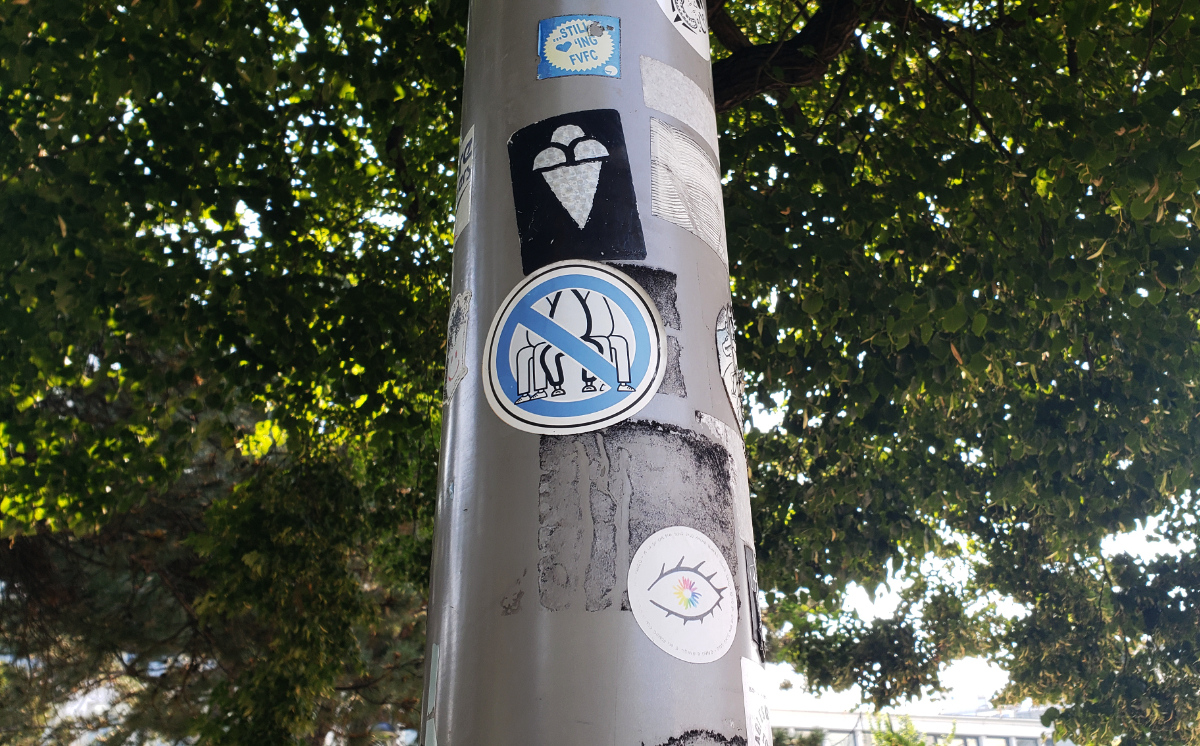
<box><xmin>2</xmin><ymin>1</ymin><xmax>1199</xmax><ymax>744</ymax></box>
<box><xmin>1</xmin><ymin>0</ymin><xmax>458</xmax><ymax>741</ymax></box>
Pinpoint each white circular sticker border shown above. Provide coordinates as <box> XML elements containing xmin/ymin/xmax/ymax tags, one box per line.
<box><xmin>628</xmin><ymin>525</ymin><xmax>738</xmax><ymax>664</ymax></box>
<box><xmin>482</xmin><ymin>259</ymin><xmax>666</xmax><ymax>435</ymax></box>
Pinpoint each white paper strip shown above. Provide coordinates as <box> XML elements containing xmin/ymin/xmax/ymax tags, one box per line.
<box><xmin>453</xmin><ymin>125</ymin><xmax>475</xmax><ymax>241</ymax></box>
<box><xmin>640</xmin><ymin>56</ymin><xmax>718</xmax><ymax>155</ymax></box>
<box><xmin>650</xmin><ymin>118</ymin><xmax>728</xmax><ymax>265</ymax></box>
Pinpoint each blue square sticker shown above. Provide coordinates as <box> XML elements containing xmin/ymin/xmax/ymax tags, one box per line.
<box><xmin>537</xmin><ymin>15</ymin><xmax>621</xmax><ymax>80</ymax></box>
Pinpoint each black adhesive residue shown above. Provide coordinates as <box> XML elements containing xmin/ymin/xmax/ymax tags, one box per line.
<box><xmin>611</xmin><ymin>264</ymin><xmax>682</xmax><ymax>330</ymax></box>
<box><xmin>646</xmin><ymin>729</ymin><xmax>748</xmax><ymax>746</ymax></box>
<box><xmin>658</xmin><ymin>336</ymin><xmax>687</xmax><ymax>397</ymax></box>
<box><xmin>538</xmin><ymin>420</ymin><xmax>739</xmax><ymax>612</ymax></box>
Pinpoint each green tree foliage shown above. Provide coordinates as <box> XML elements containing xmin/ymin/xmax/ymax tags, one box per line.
<box><xmin>3</xmin><ymin>0</ymin><xmax>1200</xmax><ymax>744</ymax></box>
<box><xmin>871</xmin><ymin>715</ymin><xmax>955</xmax><ymax>746</ymax></box>
<box><xmin>1</xmin><ymin>0</ymin><xmax>458</xmax><ymax>741</ymax></box>
<box><xmin>713</xmin><ymin>3</ymin><xmax>1200</xmax><ymax>744</ymax></box>
<box><xmin>775</xmin><ymin>727</ymin><xmax>827</xmax><ymax>746</ymax></box>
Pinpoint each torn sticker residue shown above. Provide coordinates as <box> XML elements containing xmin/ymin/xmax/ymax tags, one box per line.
<box><xmin>629</xmin><ymin>525</ymin><xmax>738</xmax><ymax>663</ymax></box>
<box><xmin>652</xmin><ymin>731</ymin><xmax>747</xmax><ymax>746</ymax></box>
<box><xmin>453</xmin><ymin>126</ymin><xmax>475</xmax><ymax>242</ymax></box>
<box><xmin>640</xmin><ymin>56</ymin><xmax>718</xmax><ymax>155</ymax></box>
<box><xmin>611</xmin><ymin>264</ymin><xmax>685</xmax><ymax>397</ymax></box>
<box><xmin>501</xmin><ymin>569</ymin><xmax>527</xmax><ymax>616</ymax></box>
<box><xmin>538</xmin><ymin>15</ymin><xmax>621</xmax><ymax>79</ymax></box>
<box><xmin>508</xmin><ymin>110</ymin><xmax>646</xmax><ymax>275</ymax></box>
<box><xmin>610</xmin><ymin>264</ymin><xmax>682</xmax><ymax>331</ymax></box>
<box><xmin>444</xmin><ymin>290</ymin><xmax>473</xmax><ymax>405</ymax></box>
<box><xmin>741</xmin><ymin>657</ymin><xmax>773</xmax><ymax>746</ymax></box>
<box><xmin>659</xmin><ymin>335</ymin><xmax>686</xmax><ymax>398</ymax></box>
<box><xmin>654</xmin><ymin>0</ymin><xmax>711</xmax><ymax>61</ymax></box>
<box><xmin>537</xmin><ymin>420</ymin><xmax>739</xmax><ymax>613</ymax></box>
<box><xmin>650</xmin><ymin>118</ymin><xmax>728</xmax><ymax>266</ymax></box>
<box><xmin>695</xmin><ymin>410</ymin><xmax>752</xmax><ymax>546</ymax></box>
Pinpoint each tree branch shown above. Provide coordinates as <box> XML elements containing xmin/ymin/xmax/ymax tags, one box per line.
<box><xmin>926</xmin><ymin>58</ymin><xmax>1016</xmax><ymax>162</ymax></box>
<box><xmin>707</xmin><ymin>0</ymin><xmax>752</xmax><ymax>52</ymax></box>
<box><xmin>712</xmin><ymin>0</ymin><xmax>881</xmax><ymax>113</ymax></box>
<box><xmin>709</xmin><ymin>0</ymin><xmax>1032</xmax><ymax>115</ymax></box>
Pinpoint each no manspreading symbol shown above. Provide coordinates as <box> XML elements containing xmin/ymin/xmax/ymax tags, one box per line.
<box><xmin>483</xmin><ymin>261</ymin><xmax>665</xmax><ymax>435</ymax></box>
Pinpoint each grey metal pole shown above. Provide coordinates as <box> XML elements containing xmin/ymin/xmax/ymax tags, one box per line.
<box><xmin>424</xmin><ymin>0</ymin><xmax>771</xmax><ymax>742</ymax></box>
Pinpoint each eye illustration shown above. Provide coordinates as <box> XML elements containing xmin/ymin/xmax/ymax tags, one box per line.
<box><xmin>646</xmin><ymin>557</ymin><xmax>727</xmax><ymax>623</ymax></box>
<box><xmin>628</xmin><ymin>526</ymin><xmax>738</xmax><ymax>662</ymax></box>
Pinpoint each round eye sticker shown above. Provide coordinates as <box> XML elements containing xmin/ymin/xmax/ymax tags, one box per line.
<box><xmin>629</xmin><ymin>526</ymin><xmax>738</xmax><ymax>663</ymax></box>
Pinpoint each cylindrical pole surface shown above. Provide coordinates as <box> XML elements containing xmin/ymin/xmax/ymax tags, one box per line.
<box><xmin>425</xmin><ymin>0</ymin><xmax>769</xmax><ymax>742</ymax></box>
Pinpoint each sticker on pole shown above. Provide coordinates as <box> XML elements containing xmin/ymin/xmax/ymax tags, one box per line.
<box><xmin>508</xmin><ymin>109</ymin><xmax>646</xmax><ymax>275</ymax></box>
<box><xmin>655</xmin><ymin>0</ymin><xmax>710</xmax><ymax>61</ymax></box>
<box><xmin>482</xmin><ymin>260</ymin><xmax>665</xmax><ymax>435</ymax></box>
<box><xmin>453</xmin><ymin>126</ymin><xmax>475</xmax><ymax>242</ymax></box>
<box><xmin>628</xmin><ymin>525</ymin><xmax>737</xmax><ymax>663</ymax></box>
<box><xmin>716</xmin><ymin>304</ymin><xmax>744</xmax><ymax>428</ymax></box>
<box><xmin>538</xmin><ymin>16</ymin><xmax>620</xmax><ymax>79</ymax></box>
<box><xmin>741</xmin><ymin>657</ymin><xmax>773</xmax><ymax>746</ymax></box>
<box><xmin>443</xmin><ymin>290</ymin><xmax>473</xmax><ymax>405</ymax></box>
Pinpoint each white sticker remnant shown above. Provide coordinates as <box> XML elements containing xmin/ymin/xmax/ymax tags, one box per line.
<box><xmin>444</xmin><ymin>290</ymin><xmax>473</xmax><ymax>405</ymax></box>
<box><xmin>640</xmin><ymin>56</ymin><xmax>718</xmax><ymax>155</ymax></box>
<box><xmin>421</xmin><ymin>642</ymin><xmax>440</xmax><ymax>746</ymax></box>
<box><xmin>741</xmin><ymin>657</ymin><xmax>773</xmax><ymax>746</ymax></box>
<box><xmin>650</xmin><ymin>118</ymin><xmax>728</xmax><ymax>265</ymax></box>
<box><xmin>655</xmin><ymin>0</ymin><xmax>710</xmax><ymax>60</ymax></box>
<box><xmin>482</xmin><ymin>260</ymin><xmax>666</xmax><ymax>435</ymax></box>
<box><xmin>715</xmin><ymin>304</ymin><xmax>744</xmax><ymax>428</ymax></box>
<box><xmin>629</xmin><ymin>525</ymin><xmax>738</xmax><ymax>663</ymax></box>
<box><xmin>454</xmin><ymin>126</ymin><xmax>475</xmax><ymax>242</ymax></box>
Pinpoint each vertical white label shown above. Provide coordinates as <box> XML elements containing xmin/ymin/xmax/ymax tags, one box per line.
<box><xmin>742</xmin><ymin>657</ymin><xmax>773</xmax><ymax>746</ymax></box>
<box><xmin>421</xmin><ymin>643</ymin><xmax>440</xmax><ymax>745</ymax></box>
<box><xmin>454</xmin><ymin>126</ymin><xmax>475</xmax><ymax>241</ymax></box>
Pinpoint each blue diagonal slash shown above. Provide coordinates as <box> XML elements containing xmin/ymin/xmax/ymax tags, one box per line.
<box><xmin>494</xmin><ymin>271</ymin><xmax>654</xmax><ymax>420</ymax></box>
<box><xmin>515</xmin><ymin>310</ymin><xmax>619</xmax><ymax>388</ymax></box>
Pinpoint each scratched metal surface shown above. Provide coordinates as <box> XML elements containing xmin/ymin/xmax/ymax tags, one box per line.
<box><xmin>422</xmin><ymin>0</ymin><xmax>759</xmax><ymax>741</ymax></box>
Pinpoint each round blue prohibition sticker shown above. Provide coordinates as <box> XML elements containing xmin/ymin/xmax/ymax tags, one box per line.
<box><xmin>482</xmin><ymin>260</ymin><xmax>665</xmax><ymax>434</ymax></box>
